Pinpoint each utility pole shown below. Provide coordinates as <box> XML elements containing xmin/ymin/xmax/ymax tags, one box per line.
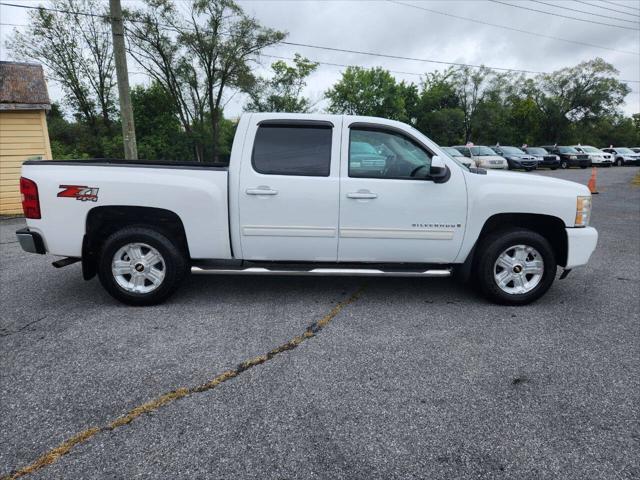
<box><xmin>109</xmin><ymin>0</ymin><xmax>138</xmax><ymax>159</ymax></box>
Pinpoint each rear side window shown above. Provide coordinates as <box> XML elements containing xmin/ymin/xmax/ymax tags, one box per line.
<box><xmin>252</xmin><ymin>125</ymin><xmax>332</xmax><ymax>176</ymax></box>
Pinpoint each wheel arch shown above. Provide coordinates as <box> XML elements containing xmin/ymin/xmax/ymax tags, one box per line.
<box><xmin>82</xmin><ymin>206</ymin><xmax>190</xmax><ymax>280</ymax></box>
<box><xmin>459</xmin><ymin>213</ymin><xmax>568</xmax><ymax>280</ymax></box>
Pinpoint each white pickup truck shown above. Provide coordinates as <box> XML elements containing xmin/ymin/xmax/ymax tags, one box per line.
<box><xmin>16</xmin><ymin>113</ymin><xmax>598</xmax><ymax>306</ymax></box>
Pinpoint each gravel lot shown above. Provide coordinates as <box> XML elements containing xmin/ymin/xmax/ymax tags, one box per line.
<box><xmin>1</xmin><ymin>167</ymin><xmax>639</xmax><ymax>479</ymax></box>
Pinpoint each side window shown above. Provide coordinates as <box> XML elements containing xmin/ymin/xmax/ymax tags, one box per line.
<box><xmin>252</xmin><ymin>125</ymin><xmax>332</xmax><ymax>176</ymax></box>
<box><xmin>349</xmin><ymin>128</ymin><xmax>432</xmax><ymax>179</ymax></box>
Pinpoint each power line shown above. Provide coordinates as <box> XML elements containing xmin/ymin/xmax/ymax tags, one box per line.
<box><xmin>0</xmin><ymin>1</ymin><xmax>111</xmax><ymax>19</ymax></box>
<box><xmin>387</xmin><ymin>0</ymin><xmax>638</xmax><ymax>56</ymax></box>
<box><xmin>280</xmin><ymin>40</ymin><xmax>545</xmax><ymax>74</ymax></box>
<box><xmin>488</xmin><ymin>0</ymin><xmax>640</xmax><ymax>30</ymax></box>
<box><xmin>262</xmin><ymin>53</ymin><xmax>425</xmax><ymax>78</ymax></box>
<box><xmin>531</xmin><ymin>0</ymin><xmax>640</xmax><ymax>24</ymax></box>
<box><xmin>2</xmin><ymin>0</ymin><xmax>639</xmax><ymax>84</ymax></box>
<box><xmin>601</xmin><ymin>0</ymin><xmax>640</xmax><ymax>14</ymax></box>
<box><xmin>575</xmin><ymin>0</ymin><xmax>640</xmax><ymax>18</ymax></box>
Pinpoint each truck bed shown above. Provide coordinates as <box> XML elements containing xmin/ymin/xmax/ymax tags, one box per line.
<box><xmin>21</xmin><ymin>159</ymin><xmax>231</xmax><ymax>259</ymax></box>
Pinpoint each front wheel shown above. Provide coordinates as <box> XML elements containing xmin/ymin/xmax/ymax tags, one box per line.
<box><xmin>616</xmin><ymin>158</ymin><xmax>623</xmax><ymax>166</ymax></box>
<box><xmin>474</xmin><ymin>229</ymin><xmax>557</xmax><ymax>305</ymax></box>
<box><xmin>97</xmin><ymin>226</ymin><xmax>187</xmax><ymax>305</ymax></box>
<box><xmin>560</xmin><ymin>160</ymin><xmax>568</xmax><ymax>169</ymax></box>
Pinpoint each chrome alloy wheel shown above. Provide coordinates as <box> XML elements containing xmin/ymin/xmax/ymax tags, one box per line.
<box><xmin>111</xmin><ymin>242</ymin><xmax>166</xmax><ymax>294</ymax></box>
<box><xmin>493</xmin><ymin>244</ymin><xmax>544</xmax><ymax>295</ymax></box>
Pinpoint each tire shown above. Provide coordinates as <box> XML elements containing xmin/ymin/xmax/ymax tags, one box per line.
<box><xmin>97</xmin><ymin>226</ymin><xmax>187</xmax><ymax>306</ymax></box>
<box><xmin>616</xmin><ymin>158</ymin><xmax>623</xmax><ymax>167</ymax></box>
<box><xmin>550</xmin><ymin>167</ymin><xmax>558</xmax><ymax>170</ymax></box>
<box><xmin>560</xmin><ymin>160</ymin><xmax>568</xmax><ymax>169</ymax></box>
<box><xmin>474</xmin><ymin>228</ymin><xmax>557</xmax><ymax>305</ymax></box>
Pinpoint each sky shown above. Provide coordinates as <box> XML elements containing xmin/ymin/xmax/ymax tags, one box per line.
<box><xmin>1</xmin><ymin>0</ymin><xmax>639</xmax><ymax>118</ymax></box>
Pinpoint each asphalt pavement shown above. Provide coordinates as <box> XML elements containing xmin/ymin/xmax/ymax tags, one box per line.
<box><xmin>1</xmin><ymin>166</ymin><xmax>638</xmax><ymax>479</ymax></box>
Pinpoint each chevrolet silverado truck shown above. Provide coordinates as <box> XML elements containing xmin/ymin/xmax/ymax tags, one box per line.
<box><xmin>16</xmin><ymin>113</ymin><xmax>598</xmax><ymax>306</ymax></box>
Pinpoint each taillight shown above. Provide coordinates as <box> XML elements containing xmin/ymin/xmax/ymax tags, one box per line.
<box><xmin>20</xmin><ymin>177</ymin><xmax>41</xmax><ymax>219</ymax></box>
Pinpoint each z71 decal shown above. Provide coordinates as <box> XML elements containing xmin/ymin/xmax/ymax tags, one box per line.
<box><xmin>57</xmin><ymin>185</ymin><xmax>99</xmax><ymax>202</ymax></box>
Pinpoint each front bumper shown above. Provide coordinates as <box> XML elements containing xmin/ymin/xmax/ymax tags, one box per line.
<box><xmin>538</xmin><ymin>159</ymin><xmax>560</xmax><ymax>168</ymax></box>
<box><xmin>509</xmin><ymin>159</ymin><xmax>538</xmax><ymax>169</ymax></box>
<box><xmin>568</xmin><ymin>159</ymin><xmax>591</xmax><ymax>168</ymax></box>
<box><xmin>565</xmin><ymin>227</ymin><xmax>598</xmax><ymax>269</ymax></box>
<box><xmin>479</xmin><ymin>161</ymin><xmax>508</xmax><ymax>169</ymax></box>
<box><xmin>16</xmin><ymin>228</ymin><xmax>46</xmax><ymax>254</ymax></box>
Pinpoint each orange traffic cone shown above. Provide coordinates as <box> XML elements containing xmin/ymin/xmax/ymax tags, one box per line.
<box><xmin>587</xmin><ymin>167</ymin><xmax>599</xmax><ymax>194</ymax></box>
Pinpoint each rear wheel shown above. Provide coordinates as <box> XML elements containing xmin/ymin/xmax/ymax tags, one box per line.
<box><xmin>474</xmin><ymin>229</ymin><xmax>557</xmax><ymax>305</ymax></box>
<box><xmin>97</xmin><ymin>226</ymin><xmax>187</xmax><ymax>305</ymax></box>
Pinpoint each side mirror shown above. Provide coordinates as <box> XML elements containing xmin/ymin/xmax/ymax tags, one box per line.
<box><xmin>430</xmin><ymin>155</ymin><xmax>450</xmax><ymax>183</ymax></box>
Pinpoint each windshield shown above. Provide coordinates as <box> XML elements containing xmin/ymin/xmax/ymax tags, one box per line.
<box><xmin>577</xmin><ymin>146</ymin><xmax>600</xmax><ymax>153</ymax></box>
<box><xmin>442</xmin><ymin>147</ymin><xmax>464</xmax><ymax>157</ymax></box>
<box><xmin>526</xmin><ymin>147</ymin><xmax>548</xmax><ymax>155</ymax></box>
<box><xmin>558</xmin><ymin>146</ymin><xmax>579</xmax><ymax>154</ymax></box>
<box><xmin>471</xmin><ymin>146</ymin><xmax>497</xmax><ymax>156</ymax></box>
<box><xmin>499</xmin><ymin>146</ymin><xmax>525</xmax><ymax>155</ymax></box>
<box><xmin>439</xmin><ymin>148</ymin><xmax>469</xmax><ymax>169</ymax></box>
<box><xmin>616</xmin><ymin>148</ymin><xmax>634</xmax><ymax>154</ymax></box>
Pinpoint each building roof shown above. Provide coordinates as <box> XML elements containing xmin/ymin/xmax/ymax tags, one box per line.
<box><xmin>0</xmin><ymin>61</ymin><xmax>51</xmax><ymax>111</ymax></box>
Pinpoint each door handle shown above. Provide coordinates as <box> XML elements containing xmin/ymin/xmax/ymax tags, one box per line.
<box><xmin>246</xmin><ymin>187</ymin><xmax>278</xmax><ymax>195</ymax></box>
<box><xmin>347</xmin><ymin>191</ymin><xmax>377</xmax><ymax>199</ymax></box>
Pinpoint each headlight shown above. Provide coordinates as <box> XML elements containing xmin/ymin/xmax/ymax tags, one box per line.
<box><xmin>555</xmin><ymin>155</ymin><xmax>560</xmax><ymax>161</ymax></box>
<box><xmin>575</xmin><ymin>196</ymin><xmax>592</xmax><ymax>227</ymax></box>
<box><xmin>570</xmin><ymin>155</ymin><xmax>577</xmax><ymax>160</ymax></box>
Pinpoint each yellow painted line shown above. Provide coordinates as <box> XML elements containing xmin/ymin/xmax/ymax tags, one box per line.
<box><xmin>1</xmin><ymin>287</ymin><xmax>365</xmax><ymax>479</ymax></box>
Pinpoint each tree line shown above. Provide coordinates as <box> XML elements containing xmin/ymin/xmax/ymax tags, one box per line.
<box><xmin>7</xmin><ymin>0</ymin><xmax>639</xmax><ymax>163</ymax></box>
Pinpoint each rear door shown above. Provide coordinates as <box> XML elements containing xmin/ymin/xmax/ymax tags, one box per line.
<box><xmin>237</xmin><ymin>117</ymin><xmax>342</xmax><ymax>261</ymax></box>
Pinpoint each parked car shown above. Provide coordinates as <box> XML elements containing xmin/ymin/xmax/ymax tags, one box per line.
<box><xmin>572</xmin><ymin>145</ymin><xmax>613</xmax><ymax>167</ymax></box>
<box><xmin>492</xmin><ymin>145</ymin><xmax>538</xmax><ymax>171</ymax></box>
<box><xmin>452</xmin><ymin>145</ymin><xmax>508</xmax><ymax>169</ymax></box>
<box><xmin>441</xmin><ymin>146</ymin><xmax>473</xmax><ymax>168</ymax></box>
<box><xmin>16</xmin><ymin>113</ymin><xmax>597</xmax><ymax>306</ymax></box>
<box><xmin>523</xmin><ymin>146</ymin><xmax>560</xmax><ymax>169</ymax></box>
<box><xmin>631</xmin><ymin>147</ymin><xmax>640</xmax><ymax>154</ymax></box>
<box><xmin>602</xmin><ymin>147</ymin><xmax>640</xmax><ymax>166</ymax></box>
<box><xmin>541</xmin><ymin>146</ymin><xmax>591</xmax><ymax>169</ymax></box>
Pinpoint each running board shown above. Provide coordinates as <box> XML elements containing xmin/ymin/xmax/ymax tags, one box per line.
<box><xmin>191</xmin><ymin>266</ymin><xmax>452</xmax><ymax>277</ymax></box>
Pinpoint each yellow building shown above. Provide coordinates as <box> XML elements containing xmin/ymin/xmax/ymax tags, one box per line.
<box><xmin>0</xmin><ymin>61</ymin><xmax>52</xmax><ymax>215</ymax></box>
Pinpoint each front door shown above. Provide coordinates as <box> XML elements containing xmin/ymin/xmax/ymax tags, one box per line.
<box><xmin>338</xmin><ymin>121</ymin><xmax>467</xmax><ymax>263</ymax></box>
<box><xmin>238</xmin><ymin>118</ymin><xmax>341</xmax><ymax>261</ymax></box>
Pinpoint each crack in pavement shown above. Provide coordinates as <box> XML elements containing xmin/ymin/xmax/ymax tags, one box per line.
<box><xmin>1</xmin><ymin>286</ymin><xmax>365</xmax><ymax>479</ymax></box>
<box><xmin>0</xmin><ymin>317</ymin><xmax>48</xmax><ymax>338</ymax></box>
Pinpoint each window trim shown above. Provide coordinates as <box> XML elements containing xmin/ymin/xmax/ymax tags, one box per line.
<box><xmin>251</xmin><ymin>122</ymin><xmax>333</xmax><ymax>177</ymax></box>
<box><xmin>347</xmin><ymin>123</ymin><xmax>436</xmax><ymax>180</ymax></box>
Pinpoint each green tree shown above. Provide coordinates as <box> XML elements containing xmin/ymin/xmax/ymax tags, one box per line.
<box><xmin>131</xmin><ymin>83</ymin><xmax>193</xmax><ymax>160</ymax></box>
<box><xmin>451</xmin><ymin>66</ymin><xmax>492</xmax><ymax>142</ymax></box>
<box><xmin>126</xmin><ymin>0</ymin><xmax>285</xmax><ymax>162</ymax></box>
<box><xmin>246</xmin><ymin>54</ymin><xmax>319</xmax><ymax>112</ymax></box>
<box><xmin>526</xmin><ymin>58</ymin><xmax>630</xmax><ymax>143</ymax></box>
<box><xmin>325</xmin><ymin>66</ymin><xmax>416</xmax><ymax>122</ymax></box>
<box><xmin>7</xmin><ymin>0</ymin><xmax>116</xmax><ymax>130</ymax></box>
<box><xmin>414</xmin><ymin>70</ymin><xmax>464</xmax><ymax>145</ymax></box>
